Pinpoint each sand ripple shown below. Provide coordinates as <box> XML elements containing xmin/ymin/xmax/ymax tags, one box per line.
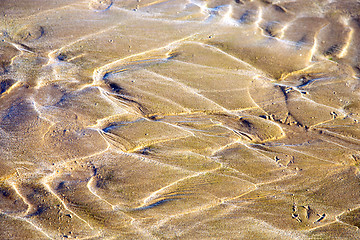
<box><xmin>1</xmin><ymin>0</ymin><xmax>360</xmax><ymax>239</ymax></box>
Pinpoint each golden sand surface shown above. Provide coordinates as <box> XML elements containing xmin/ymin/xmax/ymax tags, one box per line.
<box><xmin>1</xmin><ymin>0</ymin><xmax>360</xmax><ymax>239</ymax></box>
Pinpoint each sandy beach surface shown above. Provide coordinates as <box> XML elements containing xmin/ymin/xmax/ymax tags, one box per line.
<box><xmin>1</xmin><ymin>0</ymin><xmax>360</xmax><ymax>239</ymax></box>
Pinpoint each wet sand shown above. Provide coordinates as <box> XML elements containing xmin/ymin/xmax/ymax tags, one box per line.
<box><xmin>1</xmin><ymin>0</ymin><xmax>360</xmax><ymax>239</ymax></box>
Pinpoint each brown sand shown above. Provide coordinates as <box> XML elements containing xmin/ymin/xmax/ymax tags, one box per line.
<box><xmin>1</xmin><ymin>0</ymin><xmax>360</xmax><ymax>239</ymax></box>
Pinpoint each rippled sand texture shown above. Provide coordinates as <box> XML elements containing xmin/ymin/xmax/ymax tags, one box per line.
<box><xmin>1</xmin><ymin>0</ymin><xmax>360</xmax><ymax>239</ymax></box>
